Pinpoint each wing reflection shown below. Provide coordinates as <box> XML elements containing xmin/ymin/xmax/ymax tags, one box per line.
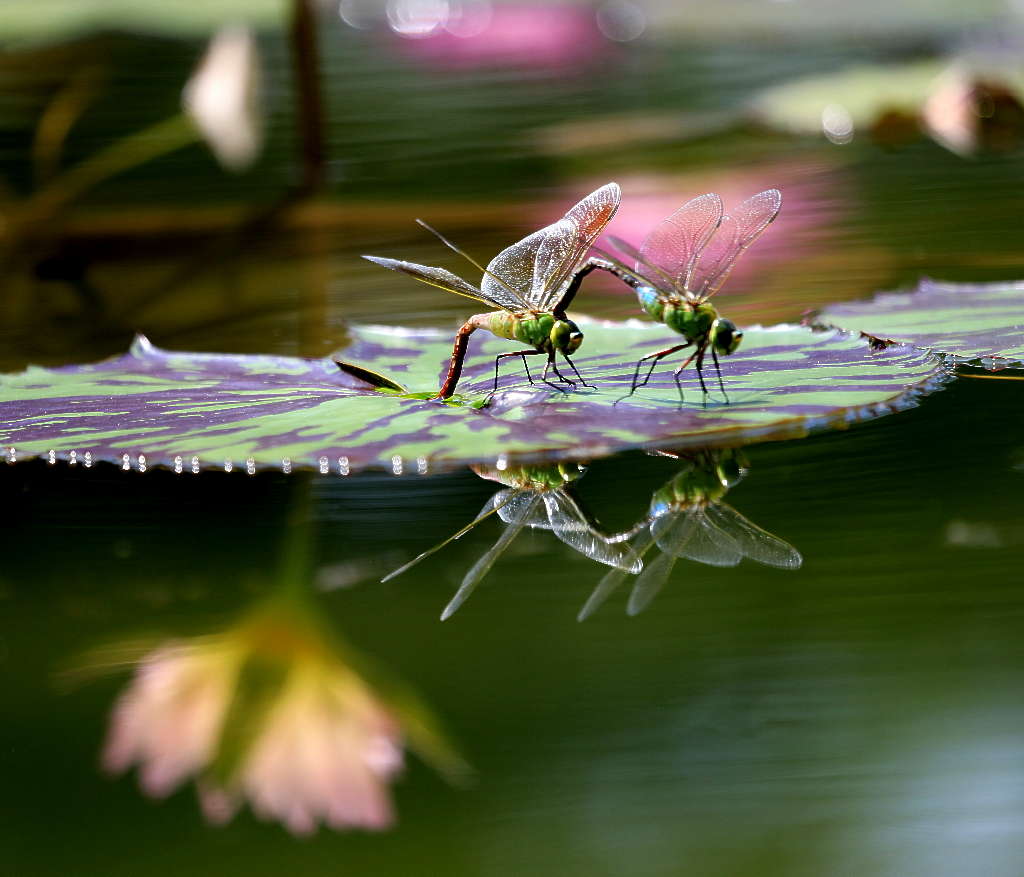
<box><xmin>580</xmin><ymin>449</ymin><xmax>802</xmax><ymax>619</ymax></box>
<box><xmin>384</xmin><ymin>462</ymin><xmax>641</xmax><ymax>620</ymax></box>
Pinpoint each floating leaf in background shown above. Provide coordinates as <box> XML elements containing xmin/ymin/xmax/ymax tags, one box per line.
<box><xmin>0</xmin><ymin>320</ymin><xmax>949</xmax><ymax>474</ymax></box>
<box><xmin>813</xmin><ymin>278</ymin><xmax>1024</xmax><ymax>370</ymax></box>
<box><xmin>751</xmin><ymin>57</ymin><xmax>1024</xmax><ymax>154</ymax></box>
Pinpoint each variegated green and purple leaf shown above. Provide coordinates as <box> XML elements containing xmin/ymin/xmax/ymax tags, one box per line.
<box><xmin>814</xmin><ymin>279</ymin><xmax>1024</xmax><ymax>369</ymax></box>
<box><xmin>0</xmin><ymin>320</ymin><xmax>948</xmax><ymax>474</ymax></box>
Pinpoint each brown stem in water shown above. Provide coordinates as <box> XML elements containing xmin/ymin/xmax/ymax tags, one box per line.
<box><xmin>290</xmin><ymin>0</ymin><xmax>327</xmax><ymax>194</ymax></box>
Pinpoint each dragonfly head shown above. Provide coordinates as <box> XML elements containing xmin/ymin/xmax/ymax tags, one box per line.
<box><xmin>710</xmin><ymin>318</ymin><xmax>743</xmax><ymax>356</ymax></box>
<box><xmin>552</xmin><ymin>318</ymin><xmax>584</xmax><ymax>355</ymax></box>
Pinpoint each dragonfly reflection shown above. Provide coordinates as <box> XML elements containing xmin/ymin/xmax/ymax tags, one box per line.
<box><xmin>383</xmin><ymin>462</ymin><xmax>641</xmax><ymax>620</ymax></box>
<box><xmin>579</xmin><ymin>449</ymin><xmax>802</xmax><ymax>619</ymax></box>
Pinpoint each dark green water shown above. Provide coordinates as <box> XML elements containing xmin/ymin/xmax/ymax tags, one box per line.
<box><xmin>3</xmin><ymin>9</ymin><xmax>1024</xmax><ymax>876</ymax></box>
<box><xmin>4</xmin><ymin>376</ymin><xmax>1024</xmax><ymax>875</ymax></box>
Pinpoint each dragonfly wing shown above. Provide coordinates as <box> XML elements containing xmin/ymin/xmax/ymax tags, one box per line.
<box><xmin>530</xmin><ymin>182</ymin><xmax>621</xmax><ymax>312</ymax></box>
<box><xmin>577</xmin><ymin>528</ymin><xmax>654</xmax><ymax>621</ymax></box>
<box><xmin>704</xmin><ymin>502</ymin><xmax>803</xmax><ymax>569</ymax></box>
<box><xmin>650</xmin><ymin>508</ymin><xmax>699</xmax><ymax>555</ymax></box>
<box><xmin>689</xmin><ymin>188</ymin><xmax>782</xmax><ymax>299</ymax></box>
<box><xmin>652</xmin><ymin>507</ymin><xmax>743</xmax><ymax>566</ymax></box>
<box><xmin>627</xmin><ymin>549</ymin><xmax>677</xmax><ymax>616</ymax></box>
<box><xmin>361</xmin><ymin>255</ymin><xmax>494</xmax><ymax>305</ymax></box>
<box><xmin>381</xmin><ymin>492</ymin><xmax>505</xmax><ymax>583</ymax></box>
<box><xmin>543</xmin><ymin>491</ymin><xmax>643</xmax><ymax>572</ymax></box>
<box><xmin>440</xmin><ymin>494</ymin><xmax>540</xmax><ymax>620</ymax></box>
<box><xmin>681</xmin><ymin>508</ymin><xmax>744</xmax><ymax>567</ymax></box>
<box><xmin>496</xmin><ymin>489</ymin><xmax>552</xmax><ymax>530</ymax></box>
<box><xmin>603</xmin><ymin>237</ymin><xmax>673</xmax><ymax>289</ymax></box>
<box><xmin>481</xmin><ymin>230</ymin><xmax>544</xmax><ymax>311</ymax></box>
<box><xmin>638</xmin><ymin>193</ymin><xmax>723</xmax><ymax>292</ymax></box>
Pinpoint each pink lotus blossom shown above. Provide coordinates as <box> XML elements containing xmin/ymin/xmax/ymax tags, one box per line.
<box><xmin>102</xmin><ymin>603</ymin><xmax>419</xmax><ymax>834</ymax></box>
<box><xmin>387</xmin><ymin>3</ymin><xmax>614</xmax><ymax>72</ymax></box>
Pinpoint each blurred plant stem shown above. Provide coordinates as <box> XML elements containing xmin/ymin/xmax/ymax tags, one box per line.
<box><xmin>20</xmin><ymin>114</ymin><xmax>197</xmax><ymax>229</ymax></box>
<box><xmin>0</xmin><ymin>113</ymin><xmax>198</xmax><ymax>272</ymax></box>
<box><xmin>290</xmin><ymin>0</ymin><xmax>327</xmax><ymax>194</ymax></box>
<box><xmin>31</xmin><ymin>64</ymin><xmax>105</xmax><ymax>188</ymax></box>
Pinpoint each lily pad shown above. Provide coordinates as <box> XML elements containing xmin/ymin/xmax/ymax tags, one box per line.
<box><xmin>813</xmin><ymin>278</ymin><xmax>1024</xmax><ymax>370</ymax></box>
<box><xmin>751</xmin><ymin>60</ymin><xmax>945</xmax><ymax>135</ymax></box>
<box><xmin>0</xmin><ymin>320</ymin><xmax>948</xmax><ymax>474</ymax></box>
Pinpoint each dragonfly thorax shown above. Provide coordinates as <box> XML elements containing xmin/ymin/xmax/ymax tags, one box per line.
<box><xmin>637</xmin><ymin>288</ymin><xmax>718</xmax><ymax>345</ymax></box>
<box><xmin>650</xmin><ymin>466</ymin><xmax>728</xmax><ymax>513</ymax></box>
<box><xmin>485</xmin><ymin>311</ymin><xmax>583</xmax><ymax>354</ymax></box>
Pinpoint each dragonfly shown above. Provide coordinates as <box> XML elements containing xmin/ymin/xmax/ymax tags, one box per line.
<box><xmin>362</xmin><ymin>183</ymin><xmax>621</xmax><ymax>399</ymax></box>
<box><xmin>382</xmin><ymin>462</ymin><xmax>641</xmax><ymax>620</ymax></box>
<box><xmin>578</xmin><ymin>449</ymin><xmax>801</xmax><ymax>619</ymax></box>
<box><xmin>581</xmin><ymin>189</ymin><xmax>782</xmax><ymax>402</ymax></box>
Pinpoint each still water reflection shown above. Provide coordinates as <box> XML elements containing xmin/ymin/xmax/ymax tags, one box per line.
<box><xmin>581</xmin><ymin>448</ymin><xmax>802</xmax><ymax>618</ymax></box>
<box><xmin>384</xmin><ymin>462</ymin><xmax>641</xmax><ymax>619</ymax></box>
<box><xmin>85</xmin><ymin>546</ymin><xmax>465</xmax><ymax>836</ymax></box>
<box><xmin>2</xmin><ymin>376</ymin><xmax>1024</xmax><ymax>874</ymax></box>
<box><xmin>3</xmin><ymin>4</ymin><xmax>1024</xmax><ymax>874</ymax></box>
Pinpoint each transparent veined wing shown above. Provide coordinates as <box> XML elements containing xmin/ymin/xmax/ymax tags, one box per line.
<box><xmin>637</xmin><ymin>192</ymin><xmax>723</xmax><ymax>293</ymax></box>
<box><xmin>530</xmin><ymin>182</ymin><xmax>621</xmax><ymax>312</ymax></box>
<box><xmin>440</xmin><ymin>493</ymin><xmax>541</xmax><ymax>621</ymax></box>
<box><xmin>362</xmin><ymin>255</ymin><xmax>522</xmax><ymax>311</ymax></box>
<box><xmin>414</xmin><ymin>218</ymin><xmax>535</xmax><ymax>312</ymax></box>
<box><xmin>688</xmin><ymin>188</ymin><xmax>782</xmax><ymax>299</ymax></box>
<box><xmin>703</xmin><ymin>502</ymin><xmax>803</xmax><ymax>569</ymax></box>
<box><xmin>481</xmin><ymin>183</ymin><xmax>620</xmax><ymax>314</ymax></box>
<box><xmin>651</xmin><ymin>506</ymin><xmax>743</xmax><ymax>566</ymax></box>
<box><xmin>495</xmin><ymin>488</ymin><xmax>552</xmax><ymax>529</ymax></box>
<box><xmin>576</xmin><ymin>528</ymin><xmax>655</xmax><ymax>621</ymax></box>
<box><xmin>627</xmin><ymin>548</ymin><xmax>677</xmax><ymax>616</ymax></box>
<box><xmin>602</xmin><ymin>237</ymin><xmax>676</xmax><ymax>291</ymax></box>
<box><xmin>381</xmin><ymin>491</ymin><xmax>514</xmax><ymax>583</ymax></box>
<box><xmin>542</xmin><ymin>490</ymin><xmax>642</xmax><ymax>572</ymax></box>
<box><xmin>482</xmin><ymin>226</ymin><xmax>548</xmax><ymax>309</ymax></box>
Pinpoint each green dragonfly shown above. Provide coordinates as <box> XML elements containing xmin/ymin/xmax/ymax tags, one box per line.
<box><xmin>583</xmin><ymin>189</ymin><xmax>782</xmax><ymax>402</ymax></box>
<box><xmin>578</xmin><ymin>449</ymin><xmax>801</xmax><ymax>619</ymax></box>
<box><xmin>382</xmin><ymin>462</ymin><xmax>641</xmax><ymax>620</ymax></box>
<box><xmin>363</xmin><ymin>183</ymin><xmax>620</xmax><ymax>399</ymax></box>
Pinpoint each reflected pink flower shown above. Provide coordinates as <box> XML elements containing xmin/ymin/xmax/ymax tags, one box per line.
<box><xmin>388</xmin><ymin>3</ymin><xmax>613</xmax><ymax>71</ymax></box>
<box><xmin>197</xmin><ymin>658</ymin><xmax>403</xmax><ymax>834</ymax></box>
<box><xmin>101</xmin><ymin>602</ymin><xmax>443</xmax><ymax>834</ymax></box>
<box><xmin>103</xmin><ymin>638</ymin><xmax>241</xmax><ymax>799</ymax></box>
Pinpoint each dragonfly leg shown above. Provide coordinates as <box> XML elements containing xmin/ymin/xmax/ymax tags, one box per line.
<box><xmin>694</xmin><ymin>348</ymin><xmax>709</xmax><ymax>396</ymax></box>
<box><xmin>711</xmin><ymin>347</ymin><xmax>729</xmax><ymax>403</ymax></box>
<box><xmin>541</xmin><ymin>351</ymin><xmax>574</xmax><ymax>392</ymax></box>
<box><xmin>624</xmin><ymin>342</ymin><xmax>692</xmax><ymax>398</ymax></box>
<box><xmin>562</xmin><ymin>353</ymin><xmax>594</xmax><ymax>388</ymax></box>
<box><xmin>672</xmin><ymin>348</ymin><xmax>702</xmax><ymax>403</ymax></box>
<box><xmin>491</xmin><ymin>349</ymin><xmax>545</xmax><ymax>395</ymax></box>
<box><xmin>519</xmin><ymin>352</ymin><xmax>535</xmax><ymax>384</ymax></box>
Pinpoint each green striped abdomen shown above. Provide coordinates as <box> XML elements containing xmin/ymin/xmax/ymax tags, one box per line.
<box><xmin>483</xmin><ymin>311</ymin><xmax>557</xmax><ymax>350</ymax></box>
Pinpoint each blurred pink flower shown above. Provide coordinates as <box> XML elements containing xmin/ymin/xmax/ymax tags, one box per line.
<box><xmin>549</xmin><ymin>161</ymin><xmax>856</xmax><ymax>322</ymax></box>
<box><xmin>388</xmin><ymin>3</ymin><xmax>613</xmax><ymax>71</ymax></box>
<box><xmin>101</xmin><ymin>602</ymin><xmax>436</xmax><ymax>835</ymax></box>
